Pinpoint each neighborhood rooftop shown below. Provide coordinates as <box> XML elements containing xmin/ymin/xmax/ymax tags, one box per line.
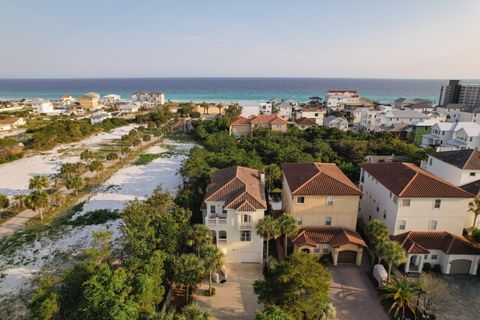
<box><xmin>360</xmin><ymin>162</ymin><xmax>474</xmax><ymax>198</ymax></box>
<box><xmin>281</xmin><ymin>162</ymin><xmax>361</xmax><ymax>196</ymax></box>
<box><xmin>391</xmin><ymin>231</ymin><xmax>479</xmax><ymax>255</ymax></box>
<box><xmin>203</xmin><ymin>166</ymin><xmax>267</xmax><ymax>211</ymax></box>
<box><xmin>429</xmin><ymin>149</ymin><xmax>480</xmax><ymax>170</ymax></box>
<box><xmin>292</xmin><ymin>226</ymin><xmax>367</xmax><ymax>248</ymax></box>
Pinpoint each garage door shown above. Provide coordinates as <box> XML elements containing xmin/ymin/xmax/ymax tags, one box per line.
<box><xmin>450</xmin><ymin>259</ymin><xmax>471</xmax><ymax>275</ymax></box>
<box><xmin>338</xmin><ymin>250</ymin><xmax>357</xmax><ymax>264</ymax></box>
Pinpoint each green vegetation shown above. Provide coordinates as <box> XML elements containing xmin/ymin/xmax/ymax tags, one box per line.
<box><xmin>27</xmin><ymin>189</ymin><xmax>219</xmax><ymax>319</ymax></box>
<box><xmin>133</xmin><ymin>153</ymin><xmax>164</xmax><ymax>165</ymax></box>
<box><xmin>256</xmin><ymin>306</ymin><xmax>295</xmax><ymax>320</ymax></box>
<box><xmin>254</xmin><ymin>252</ymin><xmax>335</xmax><ymax>320</ymax></box>
<box><xmin>0</xmin><ymin>192</ymin><xmax>10</xmax><ymax>208</ymax></box>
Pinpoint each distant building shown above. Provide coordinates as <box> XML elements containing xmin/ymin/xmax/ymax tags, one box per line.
<box><xmin>258</xmin><ymin>98</ymin><xmax>282</xmax><ymax>115</ymax></box>
<box><xmin>60</xmin><ymin>95</ymin><xmax>74</xmax><ymax>107</ymax></box>
<box><xmin>76</xmin><ymin>92</ymin><xmax>100</xmax><ymax>109</ymax></box>
<box><xmin>325</xmin><ymin>90</ymin><xmax>360</xmax><ymax>111</ymax></box>
<box><xmin>90</xmin><ymin>111</ymin><xmax>112</xmax><ymax>124</ymax></box>
<box><xmin>421</xmin><ymin>122</ymin><xmax>480</xmax><ymax>150</ymax></box>
<box><xmin>229</xmin><ymin>115</ymin><xmax>288</xmax><ymax>137</ymax></box>
<box><xmin>103</xmin><ymin>94</ymin><xmax>121</xmax><ymax>106</ymax></box>
<box><xmin>32</xmin><ymin>99</ymin><xmax>54</xmax><ymax>114</ymax></box>
<box><xmin>365</xmin><ymin>154</ymin><xmax>405</xmax><ymax>164</ymax></box>
<box><xmin>410</xmin><ymin>119</ymin><xmax>441</xmax><ymax>145</ymax></box>
<box><xmin>394</xmin><ymin>98</ymin><xmax>433</xmax><ymax>112</ymax></box>
<box><xmin>439</xmin><ymin>80</ymin><xmax>480</xmax><ymax>107</ymax></box>
<box><xmin>132</xmin><ymin>91</ymin><xmax>165</xmax><ymax>106</ymax></box>
<box><xmin>293</xmin><ymin>117</ymin><xmax>317</xmax><ymax>130</ymax></box>
<box><xmin>120</xmin><ymin>104</ymin><xmax>139</xmax><ymax>113</ymax></box>
<box><xmin>324</xmin><ymin>115</ymin><xmax>348</xmax><ymax>131</ymax></box>
<box><xmin>295</xmin><ymin>106</ymin><xmax>325</xmax><ymax>125</ymax></box>
<box><xmin>273</xmin><ymin>99</ymin><xmax>298</xmax><ymax>120</ymax></box>
<box><xmin>0</xmin><ymin>117</ymin><xmax>26</xmax><ymax>131</ymax></box>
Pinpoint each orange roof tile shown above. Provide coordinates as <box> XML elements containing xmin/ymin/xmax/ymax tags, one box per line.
<box><xmin>391</xmin><ymin>231</ymin><xmax>479</xmax><ymax>255</ymax></box>
<box><xmin>292</xmin><ymin>227</ymin><xmax>367</xmax><ymax>248</ymax></box>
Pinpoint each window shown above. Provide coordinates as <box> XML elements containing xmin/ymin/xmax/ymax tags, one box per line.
<box><xmin>402</xmin><ymin>199</ymin><xmax>411</xmax><ymax>207</ymax></box>
<box><xmin>325</xmin><ymin>217</ymin><xmax>332</xmax><ymax>226</ymax></box>
<box><xmin>429</xmin><ymin>158</ymin><xmax>432</xmax><ymax>165</ymax></box>
<box><xmin>323</xmin><ymin>247</ymin><xmax>329</xmax><ymax>254</ymax></box>
<box><xmin>295</xmin><ymin>216</ymin><xmax>303</xmax><ymax>225</ymax></box>
<box><xmin>210</xmin><ymin>205</ymin><xmax>215</xmax><ymax>214</ymax></box>
<box><xmin>424</xmin><ymin>255</ymin><xmax>428</xmax><ymax>259</ymax></box>
<box><xmin>398</xmin><ymin>219</ymin><xmax>407</xmax><ymax>230</ymax></box>
<box><xmin>314</xmin><ymin>245</ymin><xmax>320</xmax><ymax>253</ymax></box>
<box><xmin>218</xmin><ymin>230</ymin><xmax>227</xmax><ymax>241</ymax></box>
<box><xmin>241</xmin><ymin>231</ymin><xmax>251</xmax><ymax>242</ymax></box>
<box><xmin>431</xmin><ymin>254</ymin><xmax>438</xmax><ymax>260</ymax></box>
<box><xmin>433</xmin><ymin>199</ymin><xmax>441</xmax><ymax>209</ymax></box>
<box><xmin>470</xmin><ymin>172</ymin><xmax>476</xmax><ymax>177</ymax></box>
<box><xmin>429</xmin><ymin>220</ymin><xmax>438</xmax><ymax>230</ymax></box>
<box><xmin>327</xmin><ymin>196</ymin><xmax>334</xmax><ymax>206</ymax></box>
<box><xmin>241</xmin><ymin>215</ymin><xmax>251</xmax><ymax>224</ymax></box>
<box><xmin>296</xmin><ymin>196</ymin><xmax>305</xmax><ymax>204</ymax></box>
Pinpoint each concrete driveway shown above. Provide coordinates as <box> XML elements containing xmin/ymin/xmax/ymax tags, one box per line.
<box><xmin>329</xmin><ymin>263</ymin><xmax>388</xmax><ymax>320</ymax></box>
<box><xmin>436</xmin><ymin>276</ymin><xmax>480</xmax><ymax>320</ymax></box>
<box><xmin>194</xmin><ymin>263</ymin><xmax>263</xmax><ymax>319</ymax></box>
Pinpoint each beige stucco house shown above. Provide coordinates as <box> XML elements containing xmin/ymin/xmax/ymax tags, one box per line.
<box><xmin>229</xmin><ymin>115</ymin><xmax>287</xmax><ymax>137</ymax></box>
<box><xmin>282</xmin><ymin>162</ymin><xmax>365</xmax><ymax>265</ymax></box>
<box><xmin>202</xmin><ymin>166</ymin><xmax>266</xmax><ymax>263</ymax></box>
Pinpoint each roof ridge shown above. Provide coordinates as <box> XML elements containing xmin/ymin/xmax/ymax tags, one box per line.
<box><xmin>204</xmin><ymin>174</ymin><xmax>240</xmax><ymax>202</ymax></box>
<box><xmin>398</xmin><ymin>165</ymin><xmax>419</xmax><ymax>197</ymax></box>
<box><xmin>463</xmin><ymin>149</ymin><xmax>476</xmax><ymax>170</ymax></box>
<box><xmin>320</xmin><ymin>169</ymin><xmax>361</xmax><ymax>193</ymax></box>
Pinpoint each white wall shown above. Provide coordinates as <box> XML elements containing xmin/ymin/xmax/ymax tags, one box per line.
<box><xmin>424</xmin><ymin>155</ymin><xmax>480</xmax><ymax>186</ymax></box>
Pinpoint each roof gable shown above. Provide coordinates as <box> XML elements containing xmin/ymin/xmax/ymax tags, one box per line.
<box><xmin>392</xmin><ymin>231</ymin><xmax>479</xmax><ymax>255</ymax></box>
<box><xmin>430</xmin><ymin>149</ymin><xmax>480</xmax><ymax>170</ymax></box>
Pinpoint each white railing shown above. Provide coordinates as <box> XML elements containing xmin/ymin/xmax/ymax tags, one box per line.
<box><xmin>205</xmin><ymin>217</ymin><xmax>227</xmax><ymax>226</ymax></box>
<box><xmin>217</xmin><ymin>238</ymin><xmax>227</xmax><ymax>244</ymax></box>
<box><xmin>239</xmin><ymin>223</ymin><xmax>252</xmax><ymax>230</ymax></box>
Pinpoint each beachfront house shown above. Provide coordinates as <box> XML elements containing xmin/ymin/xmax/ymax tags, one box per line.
<box><xmin>359</xmin><ymin>162</ymin><xmax>474</xmax><ymax>236</ymax></box>
<box><xmin>202</xmin><ymin>166</ymin><xmax>266</xmax><ymax>263</ymax></box>
<box><xmin>324</xmin><ymin>115</ymin><xmax>348</xmax><ymax>131</ymax></box>
<box><xmin>295</xmin><ymin>106</ymin><xmax>325</xmax><ymax>125</ymax></box>
<box><xmin>392</xmin><ymin>231</ymin><xmax>480</xmax><ymax>275</ymax></box>
<box><xmin>76</xmin><ymin>92</ymin><xmax>100</xmax><ymax>110</ymax></box>
<box><xmin>0</xmin><ymin>117</ymin><xmax>26</xmax><ymax>131</ymax></box>
<box><xmin>31</xmin><ymin>99</ymin><xmax>54</xmax><ymax>114</ymax></box>
<box><xmin>282</xmin><ymin>163</ymin><xmax>366</xmax><ymax>265</ymax></box>
<box><xmin>229</xmin><ymin>115</ymin><xmax>288</xmax><ymax>137</ymax></box>
<box><xmin>120</xmin><ymin>104</ymin><xmax>139</xmax><ymax>113</ymax></box>
<box><xmin>324</xmin><ymin>90</ymin><xmax>360</xmax><ymax>111</ymax></box>
<box><xmin>132</xmin><ymin>91</ymin><xmax>165</xmax><ymax>106</ymax></box>
<box><xmin>60</xmin><ymin>95</ymin><xmax>74</xmax><ymax>107</ymax></box>
<box><xmin>103</xmin><ymin>94</ymin><xmax>121</xmax><ymax>106</ymax></box>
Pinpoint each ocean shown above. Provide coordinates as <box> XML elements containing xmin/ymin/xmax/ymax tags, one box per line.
<box><xmin>0</xmin><ymin>77</ymin><xmax>469</xmax><ymax>104</ymax></box>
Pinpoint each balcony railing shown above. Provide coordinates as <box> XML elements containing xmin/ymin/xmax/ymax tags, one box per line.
<box><xmin>205</xmin><ymin>217</ymin><xmax>227</xmax><ymax>226</ymax></box>
<box><xmin>239</xmin><ymin>223</ymin><xmax>252</xmax><ymax>230</ymax></box>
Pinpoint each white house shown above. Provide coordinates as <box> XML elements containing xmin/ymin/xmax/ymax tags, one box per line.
<box><xmin>258</xmin><ymin>98</ymin><xmax>282</xmax><ymax>115</ymax></box>
<box><xmin>132</xmin><ymin>91</ymin><xmax>165</xmax><ymax>106</ymax></box>
<box><xmin>273</xmin><ymin>99</ymin><xmax>298</xmax><ymax>120</ymax></box>
<box><xmin>31</xmin><ymin>99</ymin><xmax>54</xmax><ymax>114</ymax></box>
<box><xmin>90</xmin><ymin>111</ymin><xmax>112</xmax><ymax>125</ymax></box>
<box><xmin>295</xmin><ymin>107</ymin><xmax>326</xmax><ymax>125</ymax></box>
<box><xmin>60</xmin><ymin>95</ymin><xmax>74</xmax><ymax>107</ymax></box>
<box><xmin>0</xmin><ymin>117</ymin><xmax>26</xmax><ymax>131</ymax></box>
<box><xmin>324</xmin><ymin>115</ymin><xmax>348</xmax><ymax>131</ymax></box>
<box><xmin>325</xmin><ymin>90</ymin><xmax>359</xmax><ymax>111</ymax></box>
<box><xmin>421</xmin><ymin>122</ymin><xmax>480</xmax><ymax>150</ymax></box>
<box><xmin>202</xmin><ymin>166</ymin><xmax>266</xmax><ymax>263</ymax></box>
<box><xmin>359</xmin><ymin>162</ymin><xmax>473</xmax><ymax>236</ymax></box>
<box><xmin>120</xmin><ymin>104</ymin><xmax>139</xmax><ymax>113</ymax></box>
<box><xmin>103</xmin><ymin>94</ymin><xmax>121</xmax><ymax>106</ymax></box>
<box><xmin>359</xmin><ymin>107</ymin><xmax>428</xmax><ymax>132</ymax></box>
<box><xmin>392</xmin><ymin>231</ymin><xmax>480</xmax><ymax>275</ymax></box>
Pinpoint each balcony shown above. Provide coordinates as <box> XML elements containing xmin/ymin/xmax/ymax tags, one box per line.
<box><xmin>239</xmin><ymin>222</ymin><xmax>253</xmax><ymax>230</ymax></box>
<box><xmin>205</xmin><ymin>216</ymin><xmax>227</xmax><ymax>226</ymax></box>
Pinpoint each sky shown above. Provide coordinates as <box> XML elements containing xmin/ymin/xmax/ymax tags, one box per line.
<box><xmin>0</xmin><ymin>0</ymin><xmax>479</xmax><ymax>79</ymax></box>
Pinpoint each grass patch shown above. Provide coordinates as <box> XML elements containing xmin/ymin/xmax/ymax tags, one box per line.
<box><xmin>134</xmin><ymin>153</ymin><xmax>164</xmax><ymax>165</ymax></box>
<box><xmin>68</xmin><ymin>209</ymin><xmax>120</xmax><ymax>226</ymax></box>
<box><xmin>166</xmin><ymin>132</ymin><xmax>194</xmax><ymax>143</ymax></box>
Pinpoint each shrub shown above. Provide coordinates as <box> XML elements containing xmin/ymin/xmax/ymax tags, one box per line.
<box><xmin>69</xmin><ymin>209</ymin><xmax>120</xmax><ymax>226</ymax></box>
<box><xmin>472</xmin><ymin>228</ymin><xmax>480</xmax><ymax>243</ymax></box>
<box><xmin>106</xmin><ymin>152</ymin><xmax>119</xmax><ymax>161</ymax></box>
<box><xmin>0</xmin><ymin>193</ymin><xmax>9</xmax><ymax>208</ymax></box>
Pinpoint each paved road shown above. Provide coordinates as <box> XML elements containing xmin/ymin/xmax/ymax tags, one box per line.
<box><xmin>195</xmin><ymin>263</ymin><xmax>263</xmax><ymax>320</ymax></box>
<box><xmin>329</xmin><ymin>263</ymin><xmax>388</xmax><ymax>320</ymax></box>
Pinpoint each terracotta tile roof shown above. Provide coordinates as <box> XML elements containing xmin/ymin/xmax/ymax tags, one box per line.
<box><xmin>0</xmin><ymin>117</ymin><xmax>21</xmax><ymax>125</ymax></box>
<box><xmin>230</xmin><ymin>115</ymin><xmax>287</xmax><ymax>126</ymax></box>
<box><xmin>281</xmin><ymin>163</ymin><xmax>361</xmax><ymax>196</ymax></box>
<box><xmin>430</xmin><ymin>149</ymin><xmax>480</xmax><ymax>170</ymax></box>
<box><xmin>294</xmin><ymin>117</ymin><xmax>317</xmax><ymax>126</ymax></box>
<box><xmin>292</xmin><ymin>227</ymin><xmax>367</xmax><ymax>248</ymax></box>
<box><xmin>203</xmin><ymin>166</ymin><xmax>267</xmax><ymax>210</ymax></box>
<box><xmin>391</xmin><ymin>231</ymin><xmax>479</xmax><ymax>255</ymax></box>
<box><xmin>360</xmin><ymin>162</ymin><xmax>474</xmax><ymax>198</ymax></box>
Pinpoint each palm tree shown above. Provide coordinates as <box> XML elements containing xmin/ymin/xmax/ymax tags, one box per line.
<box><xmin>13</xmin><ymin>193</ymin><xmax>27</xmax><ymax>209</ymax></box>
<box><xmin>382</xmin><ymin>276</ymin><xmax>418</xmax><ymax>320</ymax></box>
<box><xmin>381</xmin><ymin>240</ymin><xmax>408</xmax><ymax>276</ymax></box>
<box><xmin>256</xmin><ymin>215</ymin><xmax>280</xmax><ymax>262</ymax></box>
<box><xmin>367</xmin><ymin>219</ymin><xmax>388</xmax><ymax>245</ymax></box>
<box><xmin>29</xmin><ymin>175</ymin><xmax>49</xmax><ymax>191</ymax></box>
<box><xmin>468</xmin><ymin>198</ymin><xmax>480</xmax><ymax>229</ymax></box>
<box><xmin>216</xmin><ymin>103</ymin><xmax>223</xmax><ymax>115</ymax></box>
<box><xmin>49</xmin><ymin>192</ymin><xmax>65</xmax><ymax>207</ymax></box>
<box><xmin>80</xmin><ymin>150</ymin><xmax>95</xmax><ymax>163</ymax></box>
<box><xmin>174</xmin><ymin>253</ymin><xmax>205</xmax><ymax>305</ymax></box>
<box><xmin>187</xmin><ymin>224</ymin><xmax>212</xmax><ymax>256</ymax></box>
<box><xmin>25</xmin><ymin>190</ymin><xmax>49</xmax><ymax>220</ymax></box>
<box><xmin>66</xmin><ymin>175</ymin><xmax>84</xmax><ymax>196</ymax></box>
<box><xmin>277</xmin><ymin>214</ymin><xmax>298</xmax><ymax>257</ymax></box>
<box><xmin>60</xmin><ymin>163</ymin><xmax>78</xmax><ymax>179</ymax></box>
<box><xmin>201</xmin><ymin>243</ymin><xmax>224</xmax><ymax>295</ymax></box>
<box><xmin>88</xmin><ymin>160</ymin><xmax>104</xmax><ymax>181</ymax></box>
<box><xmin>176</xmin><ymin>303</ymin><xmax>213</xmax><ymax>320</ymax></box>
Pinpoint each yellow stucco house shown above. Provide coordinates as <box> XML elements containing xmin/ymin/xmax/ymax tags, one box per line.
<box><xmin>229</xmin><ymin>115</ymin><xmax>288</xmax><ymax>137</ymax></box>
<box><xmin>76</xmin><ymin>92</ymin><xmax>100</xmax><ymax>110</ymax></box>
<box><xmin>281</xmin><ymin>162</ymin><xmax>366</xmax><ymax>265</ymax></box>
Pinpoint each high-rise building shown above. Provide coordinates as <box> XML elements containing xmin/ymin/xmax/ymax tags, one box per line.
<box><xmin>439</xmin><ymin>80</ymin><xmax>480</xmax><ymax>107</ymax></box>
